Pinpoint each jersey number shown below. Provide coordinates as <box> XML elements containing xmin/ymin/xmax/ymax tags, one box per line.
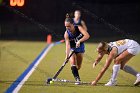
<box><xmin>116</xmin><ymin>40</ymin><xmax>126</xmax><ymax>46</ymax></box>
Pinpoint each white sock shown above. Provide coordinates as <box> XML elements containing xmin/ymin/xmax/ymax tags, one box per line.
<box><xmin>136</xmin><ymin>73</ymin><xmax>140</xmax><ymax>77</ymax></box>
<box><xmin>123</xmin><ymin>65</ymin><xmax>138</xmax><ymax>76</ymax></box>
<box><xmin>111</xmin><ymin>64</ymin><xmax>121</xmax><ymax>81</ymax></box>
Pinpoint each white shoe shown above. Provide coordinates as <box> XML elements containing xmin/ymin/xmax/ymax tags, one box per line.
<box><xmin>105</xmin><ymin>79</ymin><xmax>117</xmax><ymax>86</ymax></box>
<box><xmin>134</xmin><ymin>74</ymin><xmax>140</xmax><ymax>86</ymax></box>
<box><xmin>75</xmin><ymin>79</ymin><xmax>81</xmax><ymax>85</ymax></box>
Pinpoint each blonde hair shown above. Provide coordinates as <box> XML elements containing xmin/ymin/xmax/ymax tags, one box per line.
<box><xmin>97</xmin><ymin>42</ymin><xmax>108</xmax><ymax>51</ymax></box>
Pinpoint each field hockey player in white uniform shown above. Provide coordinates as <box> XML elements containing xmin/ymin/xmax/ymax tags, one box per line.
<box><xmin>91</xmin><ymin>39</ymin><xmax>140</xmax><ymax>86</ymax></box>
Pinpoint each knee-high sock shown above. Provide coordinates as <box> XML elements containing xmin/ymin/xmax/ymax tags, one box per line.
<box><xmin>71</xmin><ymin>65</ymin><xmax>80</xmax><ymax>80</ymax></box>
<box><xmin>123</xmin><ymin>65</ymin><xmax>138</xmax><ymax>76</ymax></box>
<box><xmin>111</xmin><ymin>64</ymin><xmax>120</xmax><ymax>80</ymax></box>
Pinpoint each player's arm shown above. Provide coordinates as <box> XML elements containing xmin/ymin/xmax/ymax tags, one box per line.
<box><xmin>78</xmin><ymin>26</ymin><xmax>90</xmax><ymax>43</ymax></box>
<box><xmin>93</xmin><ymin>53</ymin><xmax>104</xmax><ymax>68</ymax></box>
<box><xmin>81</xmin><ymin>20</ymin><xmax>88</xmax><ymax>31</ymax></box>
<box><xmin>76</xmin><ymin>26</ymin><xmax>90</xmax><ymax>48</ymax></box>
<box><xmin>64</xmin><ymin>31</ymin><xmax>70</xmax><ymax>59</ymax></box>
<box><xmin>92</xmin><ymin>49</ymin><xmax>116</xmax><ymax>85</ymax></box>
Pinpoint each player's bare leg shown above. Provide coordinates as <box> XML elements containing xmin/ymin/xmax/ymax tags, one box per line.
<box><xmin>76</xmin><ymin>53</ymin><xmax>84</xmax><ymax>70</ymax></box>
<box><xmin>105</xmin><ymin>50</ymin><xmax>133</xmax><ymax>86</ymax></box>
<box><xmin>119</xmin><ymin>52</ymin><xmax>140</xmax><ymax>86</ymax></box>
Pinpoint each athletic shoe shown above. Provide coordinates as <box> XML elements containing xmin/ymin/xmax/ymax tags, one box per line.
<box><xmin>75</xmin><ymin>78</ymin><xmax>81</xmax><ymax>85</ymax></box>
<box><xmin>105</xmin><ymin>79</ymin><xmax>117</xmax><ymax>86</ymax></box>
<box><xmin>134</xmin><ymin>74</ymin><xmax>140</xmax><ymax>86</ymax></box>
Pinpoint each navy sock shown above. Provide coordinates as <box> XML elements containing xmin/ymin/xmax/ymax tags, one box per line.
<box><xmin>71</xmin><ymin>66</ymin><xmax>80</xmax><ymax>81</ymax></box>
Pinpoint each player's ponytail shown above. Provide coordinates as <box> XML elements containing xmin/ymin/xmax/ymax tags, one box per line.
<box><xmin>65</xmin><ymin>13</ymin><xmax>73</xmax><ymax>24</ymax></box>
<box><xmin>66</xmin><ymin>13</ymin><xmax>70</xmax><ymax>18</ymax></box>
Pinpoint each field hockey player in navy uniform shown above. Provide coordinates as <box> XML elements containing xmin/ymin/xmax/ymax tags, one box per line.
<box><xmin>64</xmin><ymin>14</ymin><xmax>90</xmax><ymax>85</ymax></box>
<box><xmin>73</xmin><ymin>10</ymin><xmax>87</xmax><ymax>31</ymax></box>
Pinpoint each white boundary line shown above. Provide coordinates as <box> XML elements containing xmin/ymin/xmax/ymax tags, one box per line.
<box><xmin>5</xmin><ymin>43</ymin><xmax>54</xmax><ymax>93</ymax></box>
<box><xmin>13</xmin><ymin>43</ymin><xmax>54</xmax><ymax>93</ymax></box>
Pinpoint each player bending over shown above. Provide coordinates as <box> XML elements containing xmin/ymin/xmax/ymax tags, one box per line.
<box><xmin>91</xmin><ymin>39</ymin><xmax>140</xmax><ymax>86</ymax></box>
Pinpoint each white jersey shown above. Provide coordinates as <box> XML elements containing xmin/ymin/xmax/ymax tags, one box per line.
<box><xmin>108</xmin><ymin>39</ymin><xmax>140</xmax><ymax>55</ymax></box>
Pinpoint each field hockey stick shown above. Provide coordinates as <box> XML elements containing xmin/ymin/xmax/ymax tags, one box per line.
<box><xmin>47</xmin><ymin>49</ymin><xmax>75</xmax><ymax>84</ymax></box>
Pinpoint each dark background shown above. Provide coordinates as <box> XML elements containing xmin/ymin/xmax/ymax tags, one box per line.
<box><xmin>0</xmin><ymin>0</ymin><xmax>140</xmax><ymax>42</ymax></box>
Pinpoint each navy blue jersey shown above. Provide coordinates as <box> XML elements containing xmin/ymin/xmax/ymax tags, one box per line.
<box><xmin>67</xmin><ymin>26</ymin><xmax>85</xmax><ymax>53</ymax></box>
<box><xmin>73</xmin><ymin>18</ymin><xmax>82</xmax><ymax>26</ymax></box>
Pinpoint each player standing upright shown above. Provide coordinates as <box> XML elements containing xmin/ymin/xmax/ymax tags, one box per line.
<box><xmin>73</xmin><ymin>10</ymin><xmax>87</xmax><ymax>31</ymax></box>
